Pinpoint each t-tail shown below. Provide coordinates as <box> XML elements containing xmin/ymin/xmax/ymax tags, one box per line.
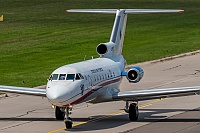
<box><xmin>67</xmin><ymin>9</ymin><xmax>183</xmax><ymax>58</ymax></box>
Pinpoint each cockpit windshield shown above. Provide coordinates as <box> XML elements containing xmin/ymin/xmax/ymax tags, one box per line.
<box><xmin>50</xmin><ymin>73</ymin><xmax>84</xmax><ymax>81</ymax></box>
<box><xmin>66</xmin><ymin>74</ymin><xmax>75</xmax><ymax>80</ymax></box>
<box><xmin>59</xmin><ymin>74</ymin><xmax>66</xmax><ymax>80</ymax></box>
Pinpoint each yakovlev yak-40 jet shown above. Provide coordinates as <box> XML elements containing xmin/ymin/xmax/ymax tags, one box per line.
<box><xmin>0</xmin><ymin>9</ymin><xmax>200</xmax><ymax>129</ymax></box>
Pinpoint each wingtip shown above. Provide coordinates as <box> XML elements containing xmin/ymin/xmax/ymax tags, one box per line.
<box><xmin>179</xmin><ymin>10</ymin><xmax>184</xmax><ymax>13</ymax></box>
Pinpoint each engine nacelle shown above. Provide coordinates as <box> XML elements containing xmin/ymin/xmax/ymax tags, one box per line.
<box><xmin>96</xmin><ymin>42</ymin><xmax>116</xmax><ymax>58</ymax></box>
<box><xmin>123</xmin><ymin>66</ymin><xmax>144</xmax><ymax>83</ymax></box>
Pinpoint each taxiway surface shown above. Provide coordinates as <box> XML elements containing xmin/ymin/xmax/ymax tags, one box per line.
<box><xmin>0</xmin><ymin>53</ymin><xmax>199</xmax><ymax>133</ymax></box>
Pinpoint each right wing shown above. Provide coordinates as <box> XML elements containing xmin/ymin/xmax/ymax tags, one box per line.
<box><xmin>0</xmin><ymin>85</ymin><xmax>46</xmax><ymax>97</ymax></box>
<box><xmin>113</xmin><ymin>86</ymin><xmax>200</xmax><ymax>101</ymax></box>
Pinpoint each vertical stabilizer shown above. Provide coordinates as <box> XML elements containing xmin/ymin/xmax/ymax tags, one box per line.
<box><xmin>109</xmin><ymin>9</ymin><xmax>127</xmax><ymax>56</ymax></box>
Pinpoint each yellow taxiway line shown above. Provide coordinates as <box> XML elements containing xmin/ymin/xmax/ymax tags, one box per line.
<box><xmin>48</xmin><ymin>98</ymin><xmax>166</xmax><ymax>133</ymax></box>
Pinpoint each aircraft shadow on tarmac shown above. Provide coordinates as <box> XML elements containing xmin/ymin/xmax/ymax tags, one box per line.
<box><xmin>0</xmin><ymin>108</ymin><xmax>199</xmax><ymax>132</ymax></box>
<box><xmin>0</xmin><ymin>117</ymin><xmax>56</xmax><ymax>121</ymax></box>
<box><xmin>66</xmin><ymin>108</ymin><xmax>200</xmax><ymax>132</ymax></box>
<box><xmin>138</xmin><ymin>108</ymin><xmax>200</xmax><ymax>123</ymax></box>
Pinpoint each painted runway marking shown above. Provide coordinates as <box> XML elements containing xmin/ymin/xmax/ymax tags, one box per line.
<box><xmin>48</xmin><ymin>98</ymin><xmax>166</xmax><ymax>133</ymax></box>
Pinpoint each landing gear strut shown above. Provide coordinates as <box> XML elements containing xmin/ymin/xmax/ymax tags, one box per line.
<box><xmin>125</xmin><ymin>101</ymin><xmax>139</xmax><ymax>121</ymax></box>
<box><xmin>64</xmin><ymin>106</ymin><xmax>73</xmax><ymax>129</ymax></box>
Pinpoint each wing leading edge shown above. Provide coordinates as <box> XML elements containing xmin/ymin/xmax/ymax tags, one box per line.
<box><xmin>113</xmin><ymin>86</ymin><xmax>200</xmax><ymax>101</ymax></box>
<box><xmin>0</xmin><ymin>85</ymin><xmax>46</xmax><ymax>97</ymax></box>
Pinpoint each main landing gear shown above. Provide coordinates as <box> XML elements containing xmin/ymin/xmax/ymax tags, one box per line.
<box><xmin>124</xmin><ymin>101</ymin><xmax>139</xmax><ymax>121</ymax></box>
<box><xmin>54</xmin><ymin>102</ymin><xmax>139</xmax><ymax>129</ymax></box>
<box><xmin>55</xmin><ymin>106</ymin><xmax>73</xmax><ymax>129</ymax></box>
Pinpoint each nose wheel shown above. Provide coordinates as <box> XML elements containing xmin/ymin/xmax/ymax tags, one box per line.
<box><xmin>64</xmin><ymin>117</ymin><xmax>73</xmax><ymax>129</ymax></box>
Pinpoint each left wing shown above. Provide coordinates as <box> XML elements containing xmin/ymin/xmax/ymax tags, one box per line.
<box><xmin>0</xmin><ymin>85</ymin><xmax>46</xmax><ymax>97</ymax></box>
<box><xmin>113</xmin><ymin>86</ymin><xmax>200</xmax><ymax>101</ymax></box>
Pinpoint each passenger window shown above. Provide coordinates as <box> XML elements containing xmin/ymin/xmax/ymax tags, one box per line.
<box><xmin>59</xmin><ymin>74</ymin><xmax>66</xmax><ymax>80</ymax></box>
<box><xmin>66</xmin><ymin>74</ymin><xmax>75</xmax><ymax>80</ymax></box>
<box><xmin>52</xmin><ymin>74</ymin><xmax>59</xmax><ymax>80</ymax></box>
<box><xmin>109</xmin><ymin>70</ymin><xmax>112</xmax><ymax>77</ymax></box>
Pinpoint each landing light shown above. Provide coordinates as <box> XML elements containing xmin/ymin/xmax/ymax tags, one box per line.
<box><xmin>51</xmin><ymin>104</ymin><xmax>55</xmax><ymax>109</ymax></box>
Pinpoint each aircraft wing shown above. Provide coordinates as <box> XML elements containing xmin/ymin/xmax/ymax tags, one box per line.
<box><xmin>113</xmin><ymin>86</ymin><xmax>200</xmax><ymax>101</ymax></box>
<box><xmin>0</xmin><ymin>85</ymin><xmax>46</xmax><ymax>97</ymax></box>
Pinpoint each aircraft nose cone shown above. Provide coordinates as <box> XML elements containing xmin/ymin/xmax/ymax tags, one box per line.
<box><xmin>46</xmin><ymin>85</ymin><xmax>70</xmax><ymax>105</ymax></box>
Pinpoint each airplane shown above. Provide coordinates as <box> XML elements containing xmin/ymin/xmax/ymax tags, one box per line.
<box><xmin>0</xmin><ymin>9</ymin><xmax>200</xmax><ymax>129</ymax></box>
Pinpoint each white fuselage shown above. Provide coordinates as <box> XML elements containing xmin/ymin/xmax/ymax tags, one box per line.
<box><xmin>46</xmin><ymin>55</ymin><xmax>126</xmax><ymax>107</ymax></box>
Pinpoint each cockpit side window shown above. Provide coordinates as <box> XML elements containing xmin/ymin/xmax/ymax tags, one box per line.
<box><xmin>66</xmin><ymin>74</ymin><xmax>75</xmax><ymax>80</ymax></box>
<box><xmin>52</xmin><ymin>74</ymin><xmax>59</xmax><ymax>80</ymax></box>
<box><xmin>75</xmin><ymin>73</ymin><xmax>84</xmax><ymax>80</ymax></box>
<box><xmin>59</xmin><ymin>74</ymin><xmax>66</xmax><ymax>80</ymax></box>
<box><xmin>79</xmin><ymin>73</ymin><xmax>84</xmax><ymax>79</ymax></box>
<box><xmin>75</xmin><ymin>74</ymin><xmax>81</xmax><ymax>80</ymax></box>
<box><xmin>49</xmin><ymin>75</ymin><xmax>53</xmax><ymax>80</ymax></box>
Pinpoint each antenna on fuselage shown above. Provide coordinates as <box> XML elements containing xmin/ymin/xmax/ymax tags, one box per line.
<box><xmin>84</xmin><ymin>55</ymin><xmax>87</xmax><ymax>61</ymax></box>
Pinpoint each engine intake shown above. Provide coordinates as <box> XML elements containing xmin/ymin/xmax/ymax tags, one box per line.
<box><xmin>96</xmin><ymin>44</ymin><xmax>107</xmax><ymax>55</ymax></box>
<box><xmin>96</xmin><ymin>42</ymin><xmax>116</xmax><ymax>58</ymax></box>
<box><xmin>125</xmin><ymin>66</ymin><xmax>144</xmax><ymax>83</ymax></box>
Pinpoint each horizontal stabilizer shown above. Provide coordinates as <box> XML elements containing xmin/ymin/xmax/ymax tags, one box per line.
<box><xmin>67</xmin><ymin>9</ymin><xmax>117</xmax><ymax>13</ymax></box>
<box><xmin>67</xmin><ymin>9</ymin><xmax>184</xmax><ymax>14</ymax></box>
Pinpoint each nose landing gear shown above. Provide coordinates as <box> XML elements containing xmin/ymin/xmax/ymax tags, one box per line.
<box><xmin>64</xmin><ymin>107</ymin><xmax>73</xmax><ymax>129</ymax></box>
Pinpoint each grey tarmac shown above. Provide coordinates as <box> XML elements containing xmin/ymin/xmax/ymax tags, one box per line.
<box><xmin>0</xmin><ymin>52</ymin><xmax>199</xmax><ymax>133</ymax></box>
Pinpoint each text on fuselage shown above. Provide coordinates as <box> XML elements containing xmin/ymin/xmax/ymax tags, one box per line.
<box><xmin>91</xmin><ymin>68</ymin><xmax>103</xmax><ymax>74</ymax></box>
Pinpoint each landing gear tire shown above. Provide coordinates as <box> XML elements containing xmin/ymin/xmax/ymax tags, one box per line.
<box><xmin>129</xmin><ymin>103</ymin><xmax>139</xmax><ymax>121</ymax></box>
<box><xmin>55</xmin><ymin>106</ymin><xmax>65</xmax><ymax>120</ymax></box>
<box><xmin>65</xmin><ymin>117</ymin><xmax>73</xmax><ymax>129</ymax></box>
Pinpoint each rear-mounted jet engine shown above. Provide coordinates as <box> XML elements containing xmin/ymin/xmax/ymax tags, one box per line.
<box><xmin>122</xmin><ymin>66</ymin><xmax>144</xmax><ymax>83</ymax></box>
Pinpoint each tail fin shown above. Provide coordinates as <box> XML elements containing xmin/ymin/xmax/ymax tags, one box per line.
<box><xmin>67</xmin><ymin>9</ymin><xmax>183</xmax><ymax>58</ymax></box>
<box><xmin>109</xmin><ymin>9</ymin><xmax>127</xmax><ymax>56</ymax></box>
